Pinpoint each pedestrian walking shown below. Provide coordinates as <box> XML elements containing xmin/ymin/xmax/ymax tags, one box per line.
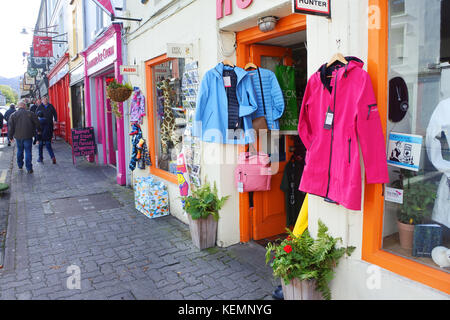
<box><xmin>7</xmin><ymin>100</ymin><xmax>41</xmax><ymax>174</ymax></box>
<box><xmin>4</xmin><ymin>103</ymin><xmax>16</xmax><ymax>146</ymax></box>
<box><xmin>35</xmin><ymin>96</ymin><xmax>57</xmax><ymax>135</ymax></box>
<box><xmin>30</xmin><ymin>98</ymin><xmax>40</xmax><ymax>113</ymax></box>
<box><xmin>36</xmin><ymin>110</ymin><xmax>56</xmax><ymax>164</ymax></box>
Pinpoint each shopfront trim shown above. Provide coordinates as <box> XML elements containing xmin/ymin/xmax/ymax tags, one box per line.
<box><xmin>362</xmin><ymin>0</ymin><xmax>450</xmax><ymax>295</ymax></box>
<box><xmin>144</xmin><ymin>54</ymin><xmax>178</xmax><ymax>185</ymax></box>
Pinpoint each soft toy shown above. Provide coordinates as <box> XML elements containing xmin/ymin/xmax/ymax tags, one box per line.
<box><xmin>431</xmin><ymin>246</ymin><xmax>450</xmax><ymax>268</ymax></box>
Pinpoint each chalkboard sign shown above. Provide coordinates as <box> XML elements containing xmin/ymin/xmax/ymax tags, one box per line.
<box><xmin>71</xmin><ymin>127</ymin><xmax>97</xmax><ymax>164</ymax></box>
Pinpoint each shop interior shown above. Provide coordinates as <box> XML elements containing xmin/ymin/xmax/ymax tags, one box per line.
<box><xmin>243</xmin><ymin>30</ymin><xmax>309</xmax><ymax>247</ymax></box>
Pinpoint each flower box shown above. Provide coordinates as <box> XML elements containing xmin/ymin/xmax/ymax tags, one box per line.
<box><xmin>281</xmin><ymin>279</ymin><xmax>323</xmax><ymax>300</ymax></box>
<box><xmin>188</xmin><ymin>214</ymin><xmax>218</xmax><ymax>250</ymax></box>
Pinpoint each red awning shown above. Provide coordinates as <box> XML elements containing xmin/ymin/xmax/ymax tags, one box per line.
<box><xmin>92</xmin><ymin>0</ymin><xmax>115</xmax><ymax>16</ymax></box>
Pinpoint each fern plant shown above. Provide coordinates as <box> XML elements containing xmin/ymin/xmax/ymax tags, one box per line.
<box><xmin>182</xmin><ymin>181</ymin><xmax>229</xmax><ymax>221</ymax></box>
<box><xmin>265</xmin><ymin>220</ymin><xmax>355</xmax><ymax>300</ymax></box>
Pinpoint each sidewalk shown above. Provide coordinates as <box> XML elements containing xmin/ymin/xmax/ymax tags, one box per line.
<box><xmin>0</xmin><ymin>139</ymin><xmax>278</xmax><ymax>300</ymax></box>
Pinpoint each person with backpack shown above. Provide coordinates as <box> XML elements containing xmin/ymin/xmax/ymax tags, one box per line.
<box><xmin>36</xmin><ymin>111</ymin><xmax>56</xmax><ymax>164</ymax></box>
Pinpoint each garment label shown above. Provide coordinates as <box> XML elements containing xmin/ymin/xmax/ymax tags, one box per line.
<box><xmin>223</xmin><ymin>76</ymin><xmax>231</xmax><ymax>88</ymax></box>
<box><xmin>323</xmin><ymin>106</ymin><xmax>334</xmax><ymax>130</ymax></box>
<box><xmin>238</xmin><ymin>182</ymin><xmax>244</xmax><ymax>193</ymax></box>
<box><xmin>385</xmin><ymin>187</ymin><xmax>404</xmax><ymax>204</ymax></box>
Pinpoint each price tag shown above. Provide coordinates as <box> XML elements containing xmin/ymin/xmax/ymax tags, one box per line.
<box><xmin>323</xmin><ymin>106</ymin><xmax>334</xmax><ymax>130</ymax></box>
<box><xmin>238</xmin><ymin>182</ymin><xmax>244</xmax><ymax>193</ymax></box>
<box><xmin>223</xmin><ymin>76</ymin><xmax>231</xmax><ymax>88</ymax></box>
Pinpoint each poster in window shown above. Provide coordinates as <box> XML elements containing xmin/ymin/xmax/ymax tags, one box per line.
<box><xmin>387</xmin><ymin>132</ymin><xmax>423</xmax><ymax>171</ymax></box>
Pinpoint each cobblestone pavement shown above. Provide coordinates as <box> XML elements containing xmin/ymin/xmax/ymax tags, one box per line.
<box><xmin>0</xmin><ymin>139</ymin><xmax>278</xmax><ymax>300</ymax></box>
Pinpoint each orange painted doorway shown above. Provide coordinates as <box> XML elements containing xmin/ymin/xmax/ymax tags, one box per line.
<box><xmin>237</xmin><ymin>13</ymin><xmax>307</xmax><ymax>242</ymax></box>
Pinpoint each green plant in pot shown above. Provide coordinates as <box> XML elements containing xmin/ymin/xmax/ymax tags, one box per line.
<box><xmin>265</xmin><ymin>220</ymin><xmax>355</xmax><ymax>300</ymax></box>
<box><xmin>106</xmin><ymin>80</ymin><xmax>133</xmax><ymax>118</ymax></box>
<box><xmin>391</xmin><ymin>169</ymin><xmax>437</xmax><ymax>250</ymax></box>
<box><xmin>182</xmin><ymin>181</ymin><xmax>229</xmax><ymax>250</ymax></box>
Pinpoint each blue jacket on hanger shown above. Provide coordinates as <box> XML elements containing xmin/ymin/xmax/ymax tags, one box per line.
<box><xmin>246</xmin><ymin>67</ymin><xmax>285</xmax><ymax>130</ymax></box>
<box><xmin>193</xmin><ymin>63</ymin><xmax>258</xmax><ymax>144</ymax></box>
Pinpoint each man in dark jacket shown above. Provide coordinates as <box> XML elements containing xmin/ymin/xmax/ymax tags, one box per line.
<box><xmin>4</xmin><ymin>103</ymin><xmax>16</xmax><ymax>146</ymax></box>
<box><xmin>8</xmin><ymin>100</ymin><xmax>41</xmax><ymax>173</ymax></box>
<box><xmin>30</xmin><ymin>98</ymin><xmax>40</xmax><ymax>113</ymax></box>
<box><xmin>35</xmin><ymin>96</ymin><xmax>57</xmax><ymax>137</ymax></box>
<box><xmin>36</xmin><ymin>111</ymin><xmax>56</xmax><ymax>164</ymax></box>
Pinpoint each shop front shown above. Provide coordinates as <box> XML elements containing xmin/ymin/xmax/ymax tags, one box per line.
<box><xmin>69</xmin><ymin>62</ymin><xmax>85</xmax><ymax>131</ymax></box>
<box><xmin>47</xmin><ymin>53</ymin><xmax>71</xmax><ymax>144</ymax></box>
<box><xmin>81</xmin><ymin>24</ymin><xmax>127</xmax><ymax>186</ymax></box>
<box><xmin>125</xmin><ymin>0</ymin><xmax>449</xmax><ymax>298</ymax></box>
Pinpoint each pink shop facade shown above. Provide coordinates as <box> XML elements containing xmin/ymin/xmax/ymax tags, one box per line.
<box><xmin>81</xmin><ymin>24</ymin><xmax>127</xmax><ymax>185</ymax></box>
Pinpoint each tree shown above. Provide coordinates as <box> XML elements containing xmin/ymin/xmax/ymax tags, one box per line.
<box><xmin>0</xmin><ymin>85</ymin><xmax>18</xmax><ymax>104</ymax></box>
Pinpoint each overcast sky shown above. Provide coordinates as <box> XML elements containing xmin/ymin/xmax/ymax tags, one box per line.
<box><xmin>0</xmin><ymin>0</ymin><xmax>42</xmax><ymax>78</ymax></box>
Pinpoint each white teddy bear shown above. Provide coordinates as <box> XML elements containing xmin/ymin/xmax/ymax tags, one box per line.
<box><xmin>431</xmin><ymin>246</ymin><xmax>450</xmax><ymax>268</ymax></box>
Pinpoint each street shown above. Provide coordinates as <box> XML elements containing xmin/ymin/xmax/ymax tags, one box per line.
<box><xmin>0</xmin><ymin>139</ymin><xmax>277</xmax><ymax>300</ymax></box>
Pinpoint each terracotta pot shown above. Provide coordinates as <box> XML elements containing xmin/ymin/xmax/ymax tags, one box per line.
<box><xmin>188</xmin><ymin>214</ymin><xmax>218</xmax><ymax>250</ymax></box>
<box><xmin>281</xmin><ymin>278</ymin><xmax>323</xmax><ymax>300</ymax></box>
<box><xmin>397</xmin><ymin>220</ymin><xmax>415</xmax><ymax>250</ymax></box>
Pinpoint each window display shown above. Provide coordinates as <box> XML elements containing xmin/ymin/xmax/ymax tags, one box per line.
<box><xmin>382</xmin><ymin>0</ymin><xmax>450</xmax><ymax>273</ymax></box>
<box><xmin>151</xmin><ymin>58</ymin><xmax>186</xmax><ymax>173</ymax></box>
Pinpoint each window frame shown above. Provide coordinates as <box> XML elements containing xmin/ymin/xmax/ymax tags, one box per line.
<box><xmin>363</xmin><ymin>0</ymin><xmax>450</xmax><ymax>295</ymax></box>
<box><xmin>144</xmin><ymin>53</ymin><xmax>178</xmax><ymax>185</ymax></box>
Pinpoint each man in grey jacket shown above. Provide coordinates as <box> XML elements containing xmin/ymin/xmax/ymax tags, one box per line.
<box><xmin>8</xmin><ymin>100</ymin><xmax>41</xmax><ymax>173</ymax></box>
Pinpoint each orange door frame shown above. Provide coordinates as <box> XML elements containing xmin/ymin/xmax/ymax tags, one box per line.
<box><xmin>236</xmin><ymin>13</ymin><xmax>307</xmax><ymax>243</ymax></box>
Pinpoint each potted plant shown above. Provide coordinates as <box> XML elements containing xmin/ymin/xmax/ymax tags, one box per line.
<box><xmin>106</xmin><ymin>79</ymin><xmax>133</xmax><ymax>118</ymax></box>
<box><xmin>391</xmin><ymin>169</ymin><xmax>437</xmax><ymax>250</ymax></box>
<box><xmin>182</xmin><ymin>181</ymin><xmax>229</xmax><ymax>250</ymax></box>
<box><xmin>265</xmin><ymin>220</ymin><xmax>355</xmax><ymax>300</ymax></box>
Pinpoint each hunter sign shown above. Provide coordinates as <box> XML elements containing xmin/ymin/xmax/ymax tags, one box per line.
<box><xmin>293</xmin><ymin>0</ymin><xmax>331</xmax><ymax>18</ymax></box>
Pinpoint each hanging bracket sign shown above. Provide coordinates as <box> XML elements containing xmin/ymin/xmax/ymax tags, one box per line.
<box><xmin>120</xmin><ymin>65</ymin><xmax>139</xmax><ymax>76</ymax></box>
<box><xmin>293</xmin><ymin>0</ymin><xmax>331</xmax><ymax>18</ymax></box>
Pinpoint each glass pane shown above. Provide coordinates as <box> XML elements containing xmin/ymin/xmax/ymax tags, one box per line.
<box><xmin>382</xmin><ymin>0</ymin><xmax>450</xmax><ymax>273</ymax></box>
<box><xmin>152</xmin><ymin>58</ymin><xmax>185</xmax><ymax>174</ymax></box>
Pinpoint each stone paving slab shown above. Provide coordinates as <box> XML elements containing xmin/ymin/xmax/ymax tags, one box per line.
<box><xmin>0</xmin><ymin>140</ymin><xmax>278</xmax><ymax>300</ymax></box>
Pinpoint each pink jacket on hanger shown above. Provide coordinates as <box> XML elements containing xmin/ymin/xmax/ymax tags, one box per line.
<box><xmin>298</xmin><ymin>57</ymin><xmax>389</xmax><ymax>211</ymax></box>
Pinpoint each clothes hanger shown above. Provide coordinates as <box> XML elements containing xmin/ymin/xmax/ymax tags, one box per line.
<box><xmin>327</xmin><ymin>52</ymin><xmax>348</xmax><ymax>68</ymax></box>
<box><xmin>244</xmin><ymin>62</ymin><xmax>258</xmax><ymax>70</ymax></box>
<box><xmin>223</xmin><ymin>59</ymin><xmax>235</xmax><ymax>67</ymax></box>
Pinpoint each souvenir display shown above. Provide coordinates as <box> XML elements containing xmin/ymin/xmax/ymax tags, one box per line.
<box><xmin>129</xmin><ymin>87</ymin><xmax>146</xmax><ymax>124</ymax></box>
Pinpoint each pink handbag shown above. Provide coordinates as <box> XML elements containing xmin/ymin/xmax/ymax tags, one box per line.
<box><xmin>235</xmin><ymin>151</ymin><xmax>272</xmax><ymax>193</ymax></box>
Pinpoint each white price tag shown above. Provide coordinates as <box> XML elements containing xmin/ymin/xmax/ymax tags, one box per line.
<box><xmin>223</xmin><ymin>76</ymin><xmax>231</xmax><ymax>88</ymax></box>
<box><xmin>238</xmin><ymin>182</ymin><xmax>244</xmax><ymax>193</ymax></box>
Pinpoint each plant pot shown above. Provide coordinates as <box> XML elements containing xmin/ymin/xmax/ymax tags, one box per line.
<box><xmin>397</xmin><ymin>220</ymin><xmax>415</xmax><ymax>250</ymax></box>
<box><xmin>106</xmin><ymin>86</ymin><xmax>132</xmax><ymax>103</ymax></box>
<box><xmin>281</xmin><ymin>278</ymin><xmax>323</xmax><ymax>300</ymax></box>
<box><xmin>188</xmin><ymin>214</ymin><xmax>218</xmax><ymax>250</ymax></box>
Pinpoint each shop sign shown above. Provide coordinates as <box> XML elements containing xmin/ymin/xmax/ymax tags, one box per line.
<box><xmin>120</xmin><ymin>65</ymin><xmax>139</xmax><ymax>76</ymax></box>
<box><xmin>70</xmin><ymin>63</ymin><xmax>85</xmax><ymax>86</ymax></box>
<box><xmin>167</xmin><ymin>43</ymin><xmax>193</xmax><ymax>59</ymax></box>
<box><xmin>86</xmin><ymin>35</ymin><xmax>117</xmax><ymax>76</ymax></box>
<box><xmin>49</xmin><ymin>64</ymin><xmax>69</xmax><ymax>87</ymax></box>
<box><xmin>33</xmin><ymin>36</ymin><xmax>53</xmax><ymax>57</ymax></box>
<box><xmin>293</xmin><ymin>0</ymin><xmax>331</xmax><ymax>18</ymax></box>
<box><xmin>24</xmin><ymin>74</ymin><xmax>35</xmax><ymax>85</ymax></box>
<box><xmin>216</xmin><ymin>0</ymin><xmax>253</xmax><ymax>20</ymax></box>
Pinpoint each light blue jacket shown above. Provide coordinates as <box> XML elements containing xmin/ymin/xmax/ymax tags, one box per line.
<box><xmin>193</xmin><ymin>63</ymin><xmax>258</xmax><ymax>144</ymax></box>
<box><xmin>247</xmin><ymin>67</ymin><xmax>285</xmax><ymax>130</ymax></box>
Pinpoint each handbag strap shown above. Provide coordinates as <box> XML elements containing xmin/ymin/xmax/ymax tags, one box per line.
<box><xmin>256</xmin><ymin>68</ymin><xmax>267</xmax><ymax>116</ymax></box>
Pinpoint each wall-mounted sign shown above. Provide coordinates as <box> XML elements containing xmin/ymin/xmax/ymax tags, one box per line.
<box><xmin>293</xmin><ymin>0</ymin><xmax>331</xmax><ymax>18</ymax></box>
<box><xmin>24</xmin><ymin>74</ymin><xmax>35</xmax><ymax>85</ymax></box>
<box><xmin>49</xmin><ymin>64</ymin><xmax>69</xmax><ymax>87</ymax></box>
<box><xmin>33</xmin><ymin>36</ymin><xmax>53</xmax><ymax>57</ymax></box>
<box><xmin>167</xmin><ymin>43</ymin><xmax>193</xmax><ymax>59</ymax></box>
<box><xmin>86</xmin><ymin>35</ymin><xmax>117</xmax><ymax>76</ymax></box>
<box><xmin>216</xmin><ymin>0</ymin><xmax>253</xmax><ymax>20</ymax></box>
<box><xmin>120</xmin><ymin>65</ymin><xmax>139</xmax><ymax>76</ymax></box>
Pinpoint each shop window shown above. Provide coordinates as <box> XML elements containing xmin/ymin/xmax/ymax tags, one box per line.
<box><xmin>382</xmin><ymin>0</ymin><xmax>450</xmax><ymax>274</ymax></box>
<box><xmin>150</xmin><ymin>58</ymin><xmax>186</xmax><ymax>174</ymax></box>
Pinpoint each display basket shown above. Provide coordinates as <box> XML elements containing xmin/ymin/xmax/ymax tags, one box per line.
<box><xmin>106</xmin><ymin>86</ymin><xmax>132</xmax><ymax>103</ymax></box>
